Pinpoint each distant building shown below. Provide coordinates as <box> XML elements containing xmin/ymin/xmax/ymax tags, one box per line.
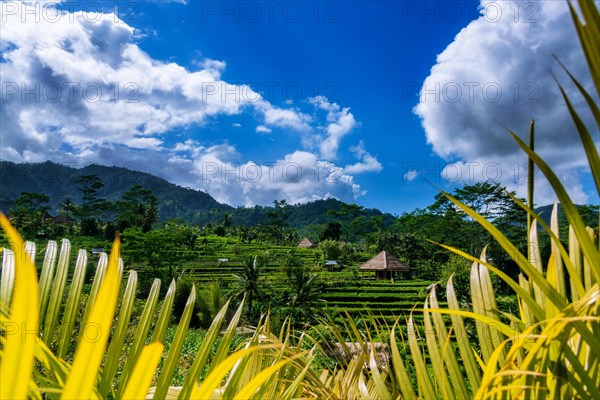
<box><xmin>358</xmin><ymin>251</ymin><xmax>412</xmax><ymax>282</ymax></box>
<box><xmin>297</xmin><ymin>237</ymin><xmax>317</xmax><ymax>249</ymax></box>
<box><xmin>40</xmin><ymin>212</ymin><xmax>55</xmax><ymax>221</ymax></box>
<box><xmin>53</xmin><ymin>215</ymin><xmax>76</xmax><ymax>224</ymax></box>
<box><xmin>325</xmin><ymin>260</ymin><xmax>341</xmax><ymax>272</ymax></box>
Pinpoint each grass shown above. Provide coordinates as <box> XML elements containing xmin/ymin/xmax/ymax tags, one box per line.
<box><xmin>0</xmin><ymin>1</ymin><xmax>598</xmax><ymax>398</ymax></box>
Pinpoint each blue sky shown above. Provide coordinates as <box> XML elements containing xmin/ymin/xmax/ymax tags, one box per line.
<box><xmin>1</xmin><ymin>1</ymin><xmax>596</xmax><ymax>214</ymax></box>
<box><xmin>135</xmin><ymin>0</ymin><xmax>481</xmax><ymax>213</ymax></box>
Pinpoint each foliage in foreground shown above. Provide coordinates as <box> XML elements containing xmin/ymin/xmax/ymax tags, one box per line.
<box><xmin>1</xmin><ymin>1</ymin><xmax>599</xmax><ymax>398</ymax></box>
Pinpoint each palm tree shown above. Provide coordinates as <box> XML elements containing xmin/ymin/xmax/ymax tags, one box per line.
<box><xmin>231</xmin><ymin>256</ymin><xmax>263</xmax><ymax>320</ymax></box>
<box><xmin>286</xmin><ymin>268</ymin><xmax>323</xmax><ymax>325</ymax></box>
<box><xmin>59</xmin><ymin>198</ymin><xmax>76</xmax><ymax>218</ymax></box>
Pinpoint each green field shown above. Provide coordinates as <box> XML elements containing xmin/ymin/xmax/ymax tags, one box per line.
<box><xmin>127</xmin><ymin>235</ymin><xmax>439</xmax><ymax>326</ymax></box>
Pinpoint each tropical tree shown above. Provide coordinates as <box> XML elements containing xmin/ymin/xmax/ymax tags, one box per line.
<box><xmin>115</xmin><ymin>184</ymin><xmax>159</xmax><ymax>232</ymax></box>
<box><xmin>9</xmin><ymin>192</ymin><xmax>51</xmax><ymax>237</ymax></box>
<box><xmin>282</xmin><ymin>267</ymin><xmax>324</xmax><ymax>325</ymax></box>
<box><xmin>231</xmin><ymin>256</ymin><xmax>265</xmax><ymax>321</ymax></box>
<box><xmin>266</xmin><ymin>199</ymin><xmax>290</xmax><ymax>244</ymax></box>
<box><xmin>327</xmin><ymin>203</ymin><xmax>365</xmax><ymax>240</ymax></box>
<box><xmin>320</xmin><ymin>221</ymin><xmax>342</xmax><ymax>241</ymax></box>
<box><xmin>58</xmin><ymin>198</ymin><xmax>76</xmax><ymax>218</ymax></box>
<box><xmin>75</xmin><ymin>174</ymin><xmax>110</xmax><ymax>236</ymax></box>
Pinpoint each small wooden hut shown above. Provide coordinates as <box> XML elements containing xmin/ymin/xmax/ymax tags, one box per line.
<box><xmin>358</xmin><ymin>251</ymin><xmax>411</xmax><ymax>282</ymax></box>
<box><xmin>297</xmin><ymin>237</ymin><xmax>317</xmax><ymax>249</ymax></box>
<box><xmin>325</xmin><ymin>260</ymin><xmax>340</xmax><ymax>272</ymax></box>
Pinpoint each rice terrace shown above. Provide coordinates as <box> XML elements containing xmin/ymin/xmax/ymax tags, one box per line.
<box><xmin>0</xmin><ymin>0</ymin><xmax>598</xmax><ymax>399</ymax></box>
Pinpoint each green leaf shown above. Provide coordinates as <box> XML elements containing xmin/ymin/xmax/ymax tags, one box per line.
<box><xmin>446</xmin><ymin>275</ymin><xmax>481</xmax><ymax>392</ymax></box>
<box><xmin>37</xmin><ymin>241</ymin><xmax>57</xmax><ymax>320</ymax></box>
<box><xmin>407</xmin><ymin>314</ymin><xmax>437</xmax><ymax>400</ymax></box>
<box><xmin>99</xmin><ymin>270</ymin><xmax>138</xmax><ymax>395</ymax></box>
<box><xmin>0</xmin><ymin>214</ymin><xmax>39</xmax><ymax>400</ymax></box>
<box><xmin>43</xmin><ymin>239</ymin><xmax>71</xmax><ymax>344</ymax></box>
<box><xmin>509</xmin><ymin>131</ymin><xmax>600</xmax><ymax>282</ymax></box>
<box><xmin>77</xmin><ymin>252</ymin><xmax>107</xmax><ymax>345</ymax></box>
<box><xmin>116</xmin><ymin>278</ymin><xmax>162</xmax><ymax>398</ymax></box>
<box><xmin>62</xmin><ymin>237</ymin><xmax>121</xmax><ymax>399</ymax></box>
<box><xmin>153</xmin><ymin>284</ymin><xmax>196</xmax><ymax>399</ymax></box>
<box><xmin>56</xmin><ymin>249</ymin><xmax>88</xmax><ymax>359</ymax></box>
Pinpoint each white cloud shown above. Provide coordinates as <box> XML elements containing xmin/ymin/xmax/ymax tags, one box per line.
<box><xmin>404</xmin><ymin>170</ymin><xmax>418</xmax><ymax>182</ymax></box>
<box><xmin>344</xmin><ymin>140</ymin><xmax>383</xmax><ymax>174</ymax></box>
<box><xmin>0</xmin><ymin>3</ymin><xmax>261</xmax><ymax>160</ymax></box>
<box><xmin>309</xmin><ymin>96</ymin><xmax>357</xmax><ymax>159</ymax></box>
<box><xmin>0</xmin><ymin>1</ymin><xmax>376</xmax><ymax>207</ymax></box>
<box><xmin>414</xmin><ymin>0</ymin><xmax>598</xmax><ymax>204</ymax></box>
<box><xmin>0</xmin><ymin>3</ymin><xmax>317</xmax><ymax>161</ymax></box>
<box><xmin>259</xmin><ymin>104</ymin><xmax>312</xmax><ymax>132</ymax></box>
<box><xmin>256</xmin><ymin>125</ymin><xmax>272</xmax><ymax>133</ymax></box>
<box><xmin>97</xmin><ymin>143</ymin><xmax>365</xmax><ymax>206</ymax></box>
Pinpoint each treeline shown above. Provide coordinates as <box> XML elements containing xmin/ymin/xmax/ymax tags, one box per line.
<box><xmin>6</xmin><ymin>174</ymin><xmax>159</xmax><ymax>240</ymax></box>
<box><xmin>4</xmin><ymin>174</ymin><xmax>597</xmax><ymax>300</ymax></box>
<box><xmin>0</xmin><ymin>160</ymin><xmax>394</xmax><ymax>229</ymax></box>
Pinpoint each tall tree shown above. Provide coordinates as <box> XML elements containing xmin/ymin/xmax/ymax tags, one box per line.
<box><xmin>59</xmin><ymin>198</ymin><xmax>76</xmax><ymax>218</ymax></box>
<box><xmin>75</xmin><ymin>174</ymin><xmax>110</xmax><ymax>236</ymax></box>
<box><xmin>327</xmin><ymin>203</ymin><xmax>365</xmax><ymax>240</ymax></box>
<box><xmin>231</xmin><ymin>256</ymin><xmax>264</xmax><ymax>321</ymax></box>
<box><xmin>9</xmin><ymin>192</ymin><xmax>51</xmax><ymax>237</ymax></box>
<box><xmin>320</xmin><ymin>221</ymin><xmax>342</xmax><ymax>241</ymax></box>
<box><xmin>77</xmin><ymin>174</ymin><xmax>104</xmax><ymax>204</ymax></box>
<box><xmin>267</xmin><ymin>199</ymin><xmax>289</xmax><ymax>244</ymax></box>
<box><xmin>116</xmin><ymin>185</ymin><xmax>159</xmax><ymax>232</ymax></box>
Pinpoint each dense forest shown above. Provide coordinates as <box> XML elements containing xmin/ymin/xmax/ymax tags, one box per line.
<box><xmin>2</xmin><ymin>161</ymin><xmax>597</xmax><ymax>304</ymax></box>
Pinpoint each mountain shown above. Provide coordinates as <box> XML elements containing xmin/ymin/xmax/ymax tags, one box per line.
<box><xmin>0</xmin><ymin>161</ymin><xmax>229</xmax><ymax>223</ymax></box>
<box><xmin>0</xmin><ymin>161</ymin><xmax>396</xmax><ymax>228</ymax></box>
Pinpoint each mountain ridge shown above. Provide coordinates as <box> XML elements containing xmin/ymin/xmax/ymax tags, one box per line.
<box><xmin>0</xmin><ymin>160</ymin><xmax>395</xmax><ymax>229</ymax></box>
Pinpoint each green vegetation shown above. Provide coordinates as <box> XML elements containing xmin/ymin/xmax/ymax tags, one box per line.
<box><xmin>0</xmin><ymin>1</ymin><xmax>598</xmax><ymax>398</ymax></box>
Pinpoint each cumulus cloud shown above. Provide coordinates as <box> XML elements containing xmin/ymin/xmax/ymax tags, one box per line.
<box><xmin>168</xmin><ymin>143</ymin><xmax>364</xmax><ymax>205</ymax></box>
<box><xmin>0</xmin><ymin>3</ymin><xmax>260</xmax><ymax>160</ymax></box>
<box><xmin>309</xmin><ymin>96</ymin><xmax>357</xmax><ymax>160</ymax></box>
<box><xmin>414</xmin><ymin>0</ymin><xmax>598</xmax><ymax>204</ymax></box>
<box><xmin>344</xmin><ymin>140</ymin><xmax>383</xmax><ymax>174</ymax></box>
<box><xmin>0</xmin><ymin>1</ymin><xmax>379</xmax><ymax>206</ymax></box>
<box><xmin>259</xmin><ymin>104</ymin><xmax>312</xmax><ymax>132</ymax></box>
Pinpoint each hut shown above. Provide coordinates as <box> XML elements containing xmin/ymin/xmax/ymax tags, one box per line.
<box><xmin>325</xmin><ymin>260</ymin><xmax>340</xmax><ymax>272</ymax></box>
<box><xmin>358</xmin><ymin>251</ymin><xmax>411</xmax><ymax>282</ymax></box>
<box><xmin>53</xmin><ymin>215</ymin><xmax>76</xmax><ymax>224</ymax></box>
<box><xmin>297</xmin><ymin>237</ymin><xmax>317</xmax><ymax>249</ymax></box>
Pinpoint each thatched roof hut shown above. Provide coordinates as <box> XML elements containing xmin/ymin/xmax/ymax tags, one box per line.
<box><xmin>297</xmin><ymin>237</ymin><xmax>317</xmax><ymax>248</ymax></box>
<box><xmin>358</xmin><ymin>250</ymin><xmax>411</xmax><ymax>281</ymax></box>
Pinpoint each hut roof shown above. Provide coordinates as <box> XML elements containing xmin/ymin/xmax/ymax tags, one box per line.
<box><xmin>297</xmin><ymin>237</ymin><xmax>316</xmax><ymax>248</ymax></box>
<box><xmin>53</xmin><ymin>215</ymin><xmax>76</xmax><ymax>224</ymax></box>
<box><xmin>358</xmin><ymin>251</ymin><xmax>411</xmax><ymax>272</ymax></box>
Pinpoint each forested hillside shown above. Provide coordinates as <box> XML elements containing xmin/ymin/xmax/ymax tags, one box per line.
<box><xmin>0</xmin><ymin>161</ymin><xmax>395</xmax><ymax>229</ymax></box>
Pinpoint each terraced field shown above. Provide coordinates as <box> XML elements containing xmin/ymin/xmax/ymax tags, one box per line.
<box><xmin>172</xmin><ymin>236</ymin><xmax>437</xmax><ymax>326</ymax></box>
<box><xmin>320</xmin><ymin>279</ymin><xmax>437</xmax><ymax>325</ymax></box>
